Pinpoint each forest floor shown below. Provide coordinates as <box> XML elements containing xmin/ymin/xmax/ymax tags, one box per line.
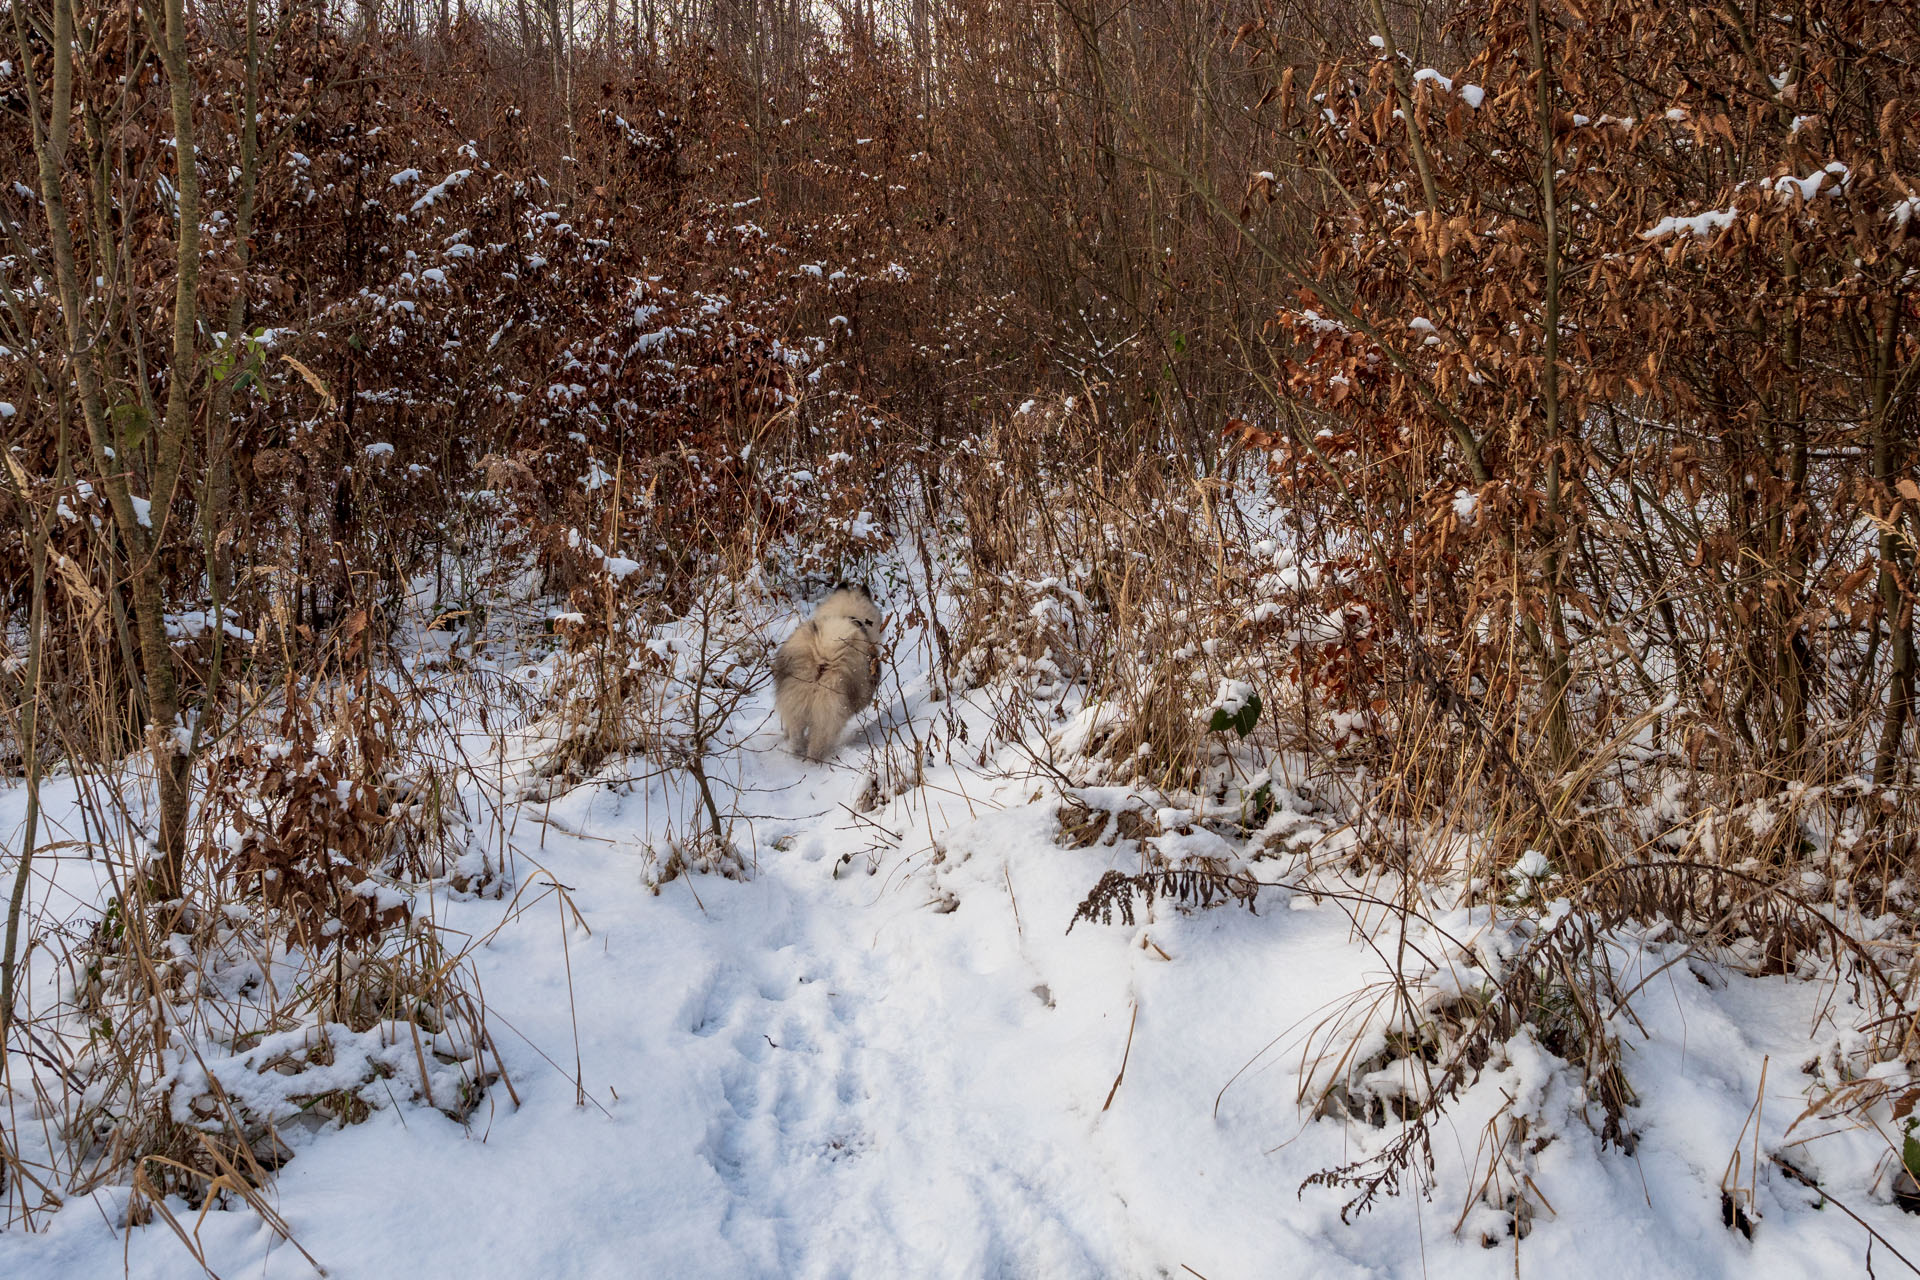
<box><xmin>2</xmin><ymin>555</ymin><xmax>1915</xmax><ymax>1279</ymax></box>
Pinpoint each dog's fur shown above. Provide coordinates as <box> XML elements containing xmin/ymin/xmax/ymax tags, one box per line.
<box><xmin>772</xmin><ymin>585</ymin><xmax>882</xmax><ymax>761</ymax></box>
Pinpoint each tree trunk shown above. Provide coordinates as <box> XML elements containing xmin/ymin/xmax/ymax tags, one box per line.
<box><xmin>1873</xmin><ymin>299</ymin><xmax>1911</xmax><ymax>789</ymax></box>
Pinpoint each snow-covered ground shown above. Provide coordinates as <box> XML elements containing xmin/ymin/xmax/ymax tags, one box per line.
<box><xmin>3</xmin><ymin>578</ymin><xmax>1917</xmax><ymax>1278</ymax></box>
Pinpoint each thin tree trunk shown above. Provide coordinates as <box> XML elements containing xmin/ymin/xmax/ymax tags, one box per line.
<box><xmin>138</xmin><ymin>0</ymin><xmax>209</xmax><ymax>901</ymax></box>
<box><xmin>0</xmin><ymin>464</ymin><xmax>50</xmax><ymax>1055</ymax></box>
<box><xmin>14</xmin><ymin>0</ymin><xmax>191</xmax><ymax>899</ymax></box>
<box><xmin>1873</xmin><ymin>299</ymin><xmax>1911</xmax><ymax>788</ymax></box>
<box><xmin>1528</xmin><ymin>0</ymin><xmax>1575</xmax><ymax>774</ymax></box>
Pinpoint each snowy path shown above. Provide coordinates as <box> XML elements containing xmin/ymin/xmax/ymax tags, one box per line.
<box><xmin>0</xmin><ymin>647</ymin><xmax>1385</xmax><ymax>1278</ymax></box>
<box><xmin>6</xmin><ymin>613</ymin><xmax>1920</xmax><ymax>1278</ymax></box>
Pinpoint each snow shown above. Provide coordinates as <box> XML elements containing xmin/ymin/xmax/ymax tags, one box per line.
<box><xmin>1420</xmin><ymin>71</ymin><xmax>1489</xmax><ymax>110</ymax></box>
<box><xmin>163</xmin><ymin>609</ymin><xmax>255</xmax><ymax>642</ymax></box>
<box><xmin>410</xmin><ymin>169</ymin><xmax>473</xmax><ymax>214</ymax></box>
<box><xmin>1210</xmin><ymin>678</ymin><xmax>1257</xmax><ymax>719</ymax></box>
<box><xmin>1511</xmin><ymin>848</ymin><xmax>1552</xmax><ymax>880</ymax></box>
<box><xmin>350</xmin><ymin>878</ymin><xmax>410</xmax><ymax>915</ymax></box>
<box><xmin>3</xmin><ymin>560</ymin><xmax>1917</xmax><ymax>1279</ymax></box>
<box><xmin>1637</xmin><ymin>162</ymin><xmax>1854</xmax><ymax>241</ymax></box>
<box><xmin>1642</xmin><ymin>207</ymin><xmax>1739</xmax><ymax>241</ymax></box>
<box><xmin>129</xmin><ymin>495</ymin><xmax>153</xmax><ymax>527</ymax></box>
<box><xmin>1762</xmin><ymin>162</ymin><xmax>1851</xmax><ymax>202</ymax></box>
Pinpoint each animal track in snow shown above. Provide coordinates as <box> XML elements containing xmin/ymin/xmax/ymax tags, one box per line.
<box><xmin>691</xmin><ymin>924</ymin><xmax>876</xmax><ymax>1269</ymax></box>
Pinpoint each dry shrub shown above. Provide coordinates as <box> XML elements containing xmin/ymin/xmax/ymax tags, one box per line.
<box><xmin>946</xmin><ymin>401</ymin><xmax>1315</xmax><ymax>792</ymax></box>
<box><xmin>0</xmin><ymin>607</ymin><xmax>503</xmax><ymax>1228</ymax></box>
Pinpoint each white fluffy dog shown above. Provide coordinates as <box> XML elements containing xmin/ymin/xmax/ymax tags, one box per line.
<box><xmin>772</xmin><ymin>585</ymin><xmax>883</xmax><ymax>761</ymax></box>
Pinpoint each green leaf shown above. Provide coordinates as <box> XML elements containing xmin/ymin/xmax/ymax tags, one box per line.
<box><xmin>108</xmin><ymin>402</ymin><xmax>151</xmax><ymax>451</ymax></box>
<box><xmin>1905</xmin><ymin>1125</ymin><xmax>1920</xmax><ymax>1180</ymax></box>
<box><xmin>1244</xmin><ymin>780</ymin><xmax>1275</xmax><ymax>827</ymax></box>
<box><xmin>1208</xmin><ymin>689</ymin><xmax>1262</xmax><ymax>738</ymax></box>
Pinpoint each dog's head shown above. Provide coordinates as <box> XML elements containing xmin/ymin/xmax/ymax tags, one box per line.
<box><xmin>817</xmin><ymin>583</ymin><xmax>882</xmax><ymax>634</ymax></box>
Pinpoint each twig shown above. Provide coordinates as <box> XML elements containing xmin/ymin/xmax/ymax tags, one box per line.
<box><xmin>1103</xmin><ymin>1001</ymin><xmax>1139</xmax><ymax>1113</ymax></box>
<box><xmin>1770</xmin><ymin>1155</ymin><xmax>1920</xmax><ymax>1276</ymax></box>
